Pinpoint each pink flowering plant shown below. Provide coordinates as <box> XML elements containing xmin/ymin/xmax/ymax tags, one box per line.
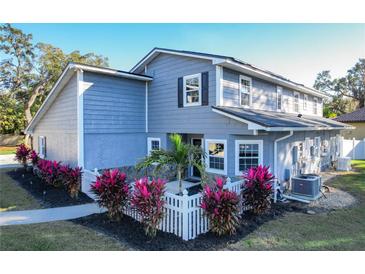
<box><xmin>37</xmin><ymin>159</ymin><xmax>63</xmax><ymax>187</ymax></box>
<box><xmin>15</xmin><ymin>143</ymin><xmax>31</xmax><ymax>168</ymax></box>
<box><xmin>91</xmin><ymin>169</ymin><xmax>130</xmax><ymax>221</ymax></box>
<box><xmin>200</xmin><ymin>177</ymin><xmax>240</xmax><ymax>236</ymax></box>
<box><xmin>28</xmin><ymin>150</ymin><xmax>39</xmax><ymax>166</ymax></box>
<box><xmin>131</xmin><ymin>177</ymin><xmax>165</xmax><ymax>237</ymax></box>
<box><xmin>242</xmin><ymin>165</ymin><xmax>274</xmax><ymax>215</ymax></box>
<box><xmin>59</xmin><ymin>165</ymin><xmax>83</xmax><ymax>199</ymax></box>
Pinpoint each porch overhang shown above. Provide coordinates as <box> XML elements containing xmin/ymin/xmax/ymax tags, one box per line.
<box><xmin>212</xmin><ymin>106</ymin><xmax>354</xmax><ymax>132</ymax></box>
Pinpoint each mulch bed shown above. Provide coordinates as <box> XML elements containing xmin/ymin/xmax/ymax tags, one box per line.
<box><xmin>72</xmin><ymin>203</ymin><xmax>306</xmax><ymax>251</ymax></box>
<box><xmin>6</xmin><ymin>167</ymin><xmax>94</xmax><ymax>208</ymax></box>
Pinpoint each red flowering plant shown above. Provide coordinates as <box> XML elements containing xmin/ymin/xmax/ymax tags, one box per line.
<box><xmin>37</xmin><ymin>159</ymin><xmax>63</xmax><ymax>187</ymax></box>
<box><xmin>59</xmin><ymin>165</ymin><xmax>83</xmax><ymax>199</ymax></box>
<box><xmin>200</xmin><ymin>177</ymin><xmax>240</xmax><ymax>236</ymax></box>
<box><xmin>131</xmin><ymin>177</ymin><xmax>165</xmax><ymax>237</ymax></box>
<box><xmin>91</xmin><ymin>169</ymin><xmax>130</xmax><ymax>221</ymax></box>
<box><xmin>28</xmin><ymin>150</ymin><xmax>39</xmax><ymax>166</ymax></box>
<box><xmin>15</xmin><ymin>143</ymin><xmax>31</xmax><ymax>169</ymax></box>
<box><xmin>241</xmin><ymin>165</ymin><xmax>274</xmax><ymax>215</ymax></box>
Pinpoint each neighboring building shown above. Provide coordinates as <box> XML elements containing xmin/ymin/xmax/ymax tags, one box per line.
<box><xmin>25</xmin><ymin>48</ymin><xmax>352</xmax><ymax>186</ymax></box>
<box><xmin>334</xmin><ymin>107</ymin><xmax>365</xmax><ymax>139</ymax></box>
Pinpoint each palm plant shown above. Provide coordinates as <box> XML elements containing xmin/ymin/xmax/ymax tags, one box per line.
<box><xmin>136</xmin><ymin>133</ymin><xmax>205</xmax><ymax>194</ymax></box>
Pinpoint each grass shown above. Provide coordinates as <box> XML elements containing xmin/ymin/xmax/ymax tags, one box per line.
<box><xmin>0</xmin><ymin>168</ymin><xmax>41</xmax><ymax>212</ymax></box>
<box><xmin>0</xmin><ymin>146</ymin><xmax>16</xmax><ymax>155</ymax></box>
<box><xmin>0</xmin><ymin>221</ymin><xmax>128</xmax><ymax>251</ymax></box>
<box><xmin>227</xmin><ymin>160</ymin><xmax>365</xmax><ymax>250</ymax></box>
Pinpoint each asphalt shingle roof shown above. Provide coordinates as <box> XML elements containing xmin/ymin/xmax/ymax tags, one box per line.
<box><xmin>334</xmin><ymin>107</ymin><xmax>365</xmax><ymax>123</ymax></box>
<box><xmin>212</xmin><ymin>106</ymin><xmax>350</xmax><ymax>130</ymax></box>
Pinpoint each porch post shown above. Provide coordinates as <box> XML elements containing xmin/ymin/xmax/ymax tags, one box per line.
<box><xmin>182</xmin><ymin>189</ymin><xmax>189</xmax><ymax>241</ymax></box>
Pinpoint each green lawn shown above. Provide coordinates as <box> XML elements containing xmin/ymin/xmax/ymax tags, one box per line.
<box><xmin>227</xmin><ymin>160</ymin><xmax>365</xmax><ymax>250</ymax></box>
<box><xmin>0</xmin><ymin>221</ymin><xmax>128</xmax><ymax>251</ymax></box>
<box><xmin>0</xmin><ymin>168</ymin><xmax>41</xmax><ymax>212</ymax></box>
<box><xmin>0</xmin><ymin>146</ymin><xmax>16</xmax><ymax>155</ymax></box>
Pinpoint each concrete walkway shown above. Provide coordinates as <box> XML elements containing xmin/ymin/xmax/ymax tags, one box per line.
<box><xmin>0</xmin><ymin>203</ymin><xmax>105</xmax><ymax>226</ymax></box>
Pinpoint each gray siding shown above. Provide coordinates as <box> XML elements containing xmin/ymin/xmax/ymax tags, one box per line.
<box><xmin>32</xmin><ymin>74</ymin><xmax>78</xmax><ymax>166</ymax></box>
<box><xmin>222</xmin><ymin>68</ymin><xmax>323</xmax><ymax>116</ymax></box>
<box><xmin>147</xmin><ymin>54</ymin><xmax>252</xmax><ymax>135</ymax></box>
<box><xmin>83</xmin><ymin>72</ymin><xmax>147</xmax><ymax>169</ymax></box>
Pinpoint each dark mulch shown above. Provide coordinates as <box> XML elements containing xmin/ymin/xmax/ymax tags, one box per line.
<box><xmin>6</xmin><ymin>167</ymin><xmax>94</xmax><ymax>208</ymax></box>
<box><xmin>72</xmin><ymin>203</ymin><xmax>306</xmax><ymax>251</ymax></box>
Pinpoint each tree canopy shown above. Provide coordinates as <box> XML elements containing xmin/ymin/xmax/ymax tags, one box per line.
<box><xmin>0</xmin><ymin>23</ymin><xmax>109</xmax><ymax>134</ymax></box>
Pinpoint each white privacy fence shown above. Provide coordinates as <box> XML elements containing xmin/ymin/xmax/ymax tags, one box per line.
<box><xmin>341</xmin><ymin>137</ymin><xmax>365</xmax><ymax>160</ymax></box>
<box><xmin>82</xmin><ymin>169</ymin><xmax>245</xmax><ymax>241</ymax></box>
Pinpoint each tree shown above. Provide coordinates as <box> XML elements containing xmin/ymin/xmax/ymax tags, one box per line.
<box><xmin>0</xmin><ymin>23</ymin><xmax>109</xmax><ymax>132</ymax></box>
<box><xmin>0</xmin><ymin>93</ymin><xmax>25</xmax><ymax>134</ymax></box>
<box><xmin>136</xmin><ymin>134</ymin><xmax>205</xmax><ymax>194</ymax></box>
<box><xmin>314</xmin><ymin>59</ymin><xmax>365</xmax><ymax>117</ymax></box>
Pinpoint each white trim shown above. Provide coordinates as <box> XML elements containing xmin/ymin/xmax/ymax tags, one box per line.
<box><xmin>212</xmin><ymin>108</ymin><xmax>267</xmax><ymax>130</ymax></box>
<box><xmin>77</xmin><ymin>69</ymin><xmax>85</xmax><ymax>168</ymax></box>
<box><xmin>145</xmin><ymin>65</ymin><xmax>148</xmax><ymax>133</ymax></box>
<box><xmin>239</xmin><ymin>75</ymin><xmax>252</xmax><ymax>108</ymax></box>
<box><xmin>147</xmin><ymin>137</ymin><xmax>161</xmax><ymax>156</ymax></box>
<box><xmin>235</xmin><ymin>140</ymin><xmax>263</xmax><ymax>176</ymax></box>
<box><xmin>205</xmin><ymin>139</ymin><xmax>227</xmax><ymax>175</ymax></box>
<box><xmin>276</xmin><ymin>86</ymin><xmax>283</xmax><ymax>112</ymax></box>
<box><xmin>215</xmin><ymin>65</ymin><xmax>223</xmax><ymax>106</ymax></box>
<box><xmin>183</xmin><ymin>73</ymin><xmax>202</xmax><ymax>107</ymax></box>
<box><xmin>293</xmin><ymin>91</ymin><xmax>300</xmax><ymax>113</ymax></box>
<box><xmin>303</xmin><ymin>94</ymin><xmax>308</xmax><ymax>111</ymax></box>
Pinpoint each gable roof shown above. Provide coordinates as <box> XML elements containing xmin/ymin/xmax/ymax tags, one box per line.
<box><xmin>212</xmin><ymin>106</ymin><xmax>353</xmax><ymax>131</ymax></box>
<box><xmin>25</xmin><ymin>62</ymin><xmax>153</xmax><ymax>134</ymax></box>
<box><xmin>334</xmin><ymin>107</ymin><xmax>365</xmax><ymax>123</ymax></box>
<box><xmin>130</xmin><ymin>47</ymin><xmax>328</xmax><ymax>99</ymax></box>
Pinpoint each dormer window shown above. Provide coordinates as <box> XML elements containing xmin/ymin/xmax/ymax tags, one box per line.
<box><xmin>183</xmin><ymin>73</ymin><xmax>201</xmax><ymax>107</ymax></box>
<box><xmin>239</xmin><ymin>75</ymin><xmax>252</xmax><ymax>107</ymax></box>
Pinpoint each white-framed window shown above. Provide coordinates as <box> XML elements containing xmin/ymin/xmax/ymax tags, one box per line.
<box><xmin>205</xmin><ymin>139</ymin><xmax>227</xmax><ymax>175</ymax></box>
<box><xmin>293</xmin><ymin>92</ymin><xmax>300</xmax><ymax>113</ymax></box>
<box><xmin>147</xmin><ymin>137</ymin><xmax>161</xmax><ymax>155</ymax></box>
<box><xmin>183</xmin><ymin>73</ymin><xmax>201</xmax><ymax>107</ymax></box>
<box><xmin>38</xmin><ymin>136</ymin><xmax>46</xmax><ymax>158</ymax></box>
<box><xmin>235</xmin><ymin>140</ymin><xmax>263</xmax><ymax>176</ymax></box>
<box><xmin>303</xmin><ymin>94</ymin><xmax>308</xmax><ymax>111</ymax></box>
<box><xmin>239</xmin><ymin>75</ymin><xmax>252</xmax><ymax>107</ymax></box>
<box><xmin>276</xmin><ymin>86</ymin><xmax>283</xmax><ymax>111</ymax></box>
<box><xmin>314</xmin><ymin>136</ymin><xmax>321</xmax><ymax>157</ymax></box>
<box><xmin>313</xmin><ymin>97</ymin><xmax>318</xmax><ymax>115</ymax></box>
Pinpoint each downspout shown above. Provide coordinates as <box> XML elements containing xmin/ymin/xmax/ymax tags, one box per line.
<box><xmin>144</xmin><ymin>65</ymin><xmax>148</xmax><ymax>133</ymax></box>
<box><xmin>273</xmin><ymin>130</ymin><xmax>293</xmax><ymax>202</ymax></box>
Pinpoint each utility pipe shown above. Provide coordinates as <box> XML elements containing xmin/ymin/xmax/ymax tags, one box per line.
<box><xmin>273</xmin><ymin>131</ymin><xmax>294</xmax><ymax>202</ymax></box>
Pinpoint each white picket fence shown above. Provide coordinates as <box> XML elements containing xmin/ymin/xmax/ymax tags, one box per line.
<box><xmin>82</xmin><ymin>169</ymin><xmax>245</xmax><ymax>241</ymax></box>
<box><xmin>341</xmin><ymin>137</ymin><xmax>365</xmax><ymax>160</ymax></box>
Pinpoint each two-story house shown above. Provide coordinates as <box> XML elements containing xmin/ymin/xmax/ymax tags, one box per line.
<box><xmin>25</xmin><ymin>48</ymin><xmax>351</xmax><ymax>187</ymax></box>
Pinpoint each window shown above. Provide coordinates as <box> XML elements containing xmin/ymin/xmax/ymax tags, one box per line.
<box><xmin>38</xmin><ymin>136</ymin><xmax>46</xmax><ymax>158</ymax></box>
<box><xmin>183</xmin><ymin>73</ymin><xmax>201</xmax><ymax>106</ymax></box>
<box><xmin>239</xmin><ymin>75</ymin><xmax>252</xmax><ymax>107</ymax></box>
<box><xmin>147</xmin><ymin>137</ymin><xmax>161</xmax><ymax>155</ymax></box>
<box><xmin>314</xmin><ymin>137</ymin><xmax>321</xmax><ymax>157</ymax></box>
<box><xmin>293</xmin><ymin>92</ymin><xmax>300</xmax><ymax>113</ymax></box>
<box><xmin>205</xmin><ymin>139</ymin><xmax>227</xmax><ymax>175</ymax></box>
<box><xmin>235</xmin><ymin>140</ymin><xmax>263</xmax><ymax>176</ymax></box>
<box><xmin>313</xmin><ymin>98</ymin><xmax>318</xmax><ymax>115</ymax></box>
<box><xmin>276</xmin><ymin>86</ymin><xmax>283</xmax><ymax>111</ymax></box>
<box><xmin>303</xmin><ymin>94</ymin><xmax>308</xmax><ymax>111</ymax></box>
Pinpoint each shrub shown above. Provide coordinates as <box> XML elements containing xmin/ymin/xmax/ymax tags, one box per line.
<box><xmin>131</xmin><ymin>177</ymin><xmax>165</xmax><ymax>238</ymax></box>
<box><xmin>200</xmin><ymin>177</ymin><xmax>240</xmax><ymax>236</ymax></box>
<box><xmin>60</xmin><ymin>165</ymin><xmax>83</xmax><ymax>199</ymax></box>
<box><xmin>15</xmin><ymin>143</ymin><xmax>31</xmax><ymax>168</ymax></box>
<box><xmin>241</xmin><ymin>165</ymin><xmax>274</xmax><ymax>215</ymax></box>
<box><xmin>37</xmin><ymin>159</ymin><xmax>63</xmax><ymax>187</ymax></box>
<box><xmin>28</xmin><ymin>150</ymin><xmax>39</xmax><ymax>166</ymax></box>
<box><xmin>91</xmin><ymin>169</ymin><xmax>130</xmax><ymax>221</ymax></box>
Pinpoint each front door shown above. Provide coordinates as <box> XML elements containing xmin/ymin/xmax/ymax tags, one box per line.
<box><xmin>191</xmin><ymin>138</ymin><xmax>202</xmax><ymax>177</ymax></box>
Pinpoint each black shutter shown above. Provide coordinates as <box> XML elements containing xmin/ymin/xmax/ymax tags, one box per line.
<box><xmin>178</xmin><ymin>77</ymin><xmax>183</xmax><ymax>108</ymax></box>
<box><xmin>201</xmin><ymin>72</ymin><xmax>209</xmax><ymax>106</ymax></box>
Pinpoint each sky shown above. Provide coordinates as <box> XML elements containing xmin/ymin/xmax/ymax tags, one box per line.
<box><xmin>8</xmin><ymin>23</ymin><xmax>365</xmax><ymax>87</ymax></box>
